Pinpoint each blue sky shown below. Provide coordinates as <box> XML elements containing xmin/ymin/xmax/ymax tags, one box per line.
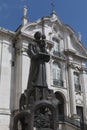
<box><xmin>0</xmin><ymin>0</ymin><xmax>87</xmax><ymax>48</ymax></box>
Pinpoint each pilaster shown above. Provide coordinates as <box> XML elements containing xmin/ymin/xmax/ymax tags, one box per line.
<box><xmin>13</xmin><ymin>38</ymin><xmax>23</xmax><ymax>111</ymax></box>
<box><xmin>68</xmin><ymin>66</ymin><xmax>76</xmax><ymax>116</ymax></box>
<box><xmin>80</xmin><ymin>72</ymin><xmax>87</xmax><ymax>123</ymax></box>
<box><xmin>0</xmin><ymin>37</ymin><xmax>12</xmax><ymax>130</ymax></box>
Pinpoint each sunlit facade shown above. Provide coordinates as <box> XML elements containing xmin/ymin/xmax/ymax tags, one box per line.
<box><xmin>0</xmin><ymin>6</ymin><xmax>87</xmax><ymax>130</ymax></box>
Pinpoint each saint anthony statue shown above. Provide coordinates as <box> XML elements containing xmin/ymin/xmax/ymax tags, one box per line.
<box><xmin>27</xmin><ymin>31</ymin><xmax>50</xmax><ymax>89</ymax></box>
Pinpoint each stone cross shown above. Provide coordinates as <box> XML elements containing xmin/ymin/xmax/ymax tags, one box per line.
<box><xmin>51</xmin><ymin>1</ymin><xmax>55</xmax><ymax>12</ymax></box>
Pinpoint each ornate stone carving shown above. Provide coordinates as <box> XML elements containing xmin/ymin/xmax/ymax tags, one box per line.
<box><xmin>68</xmin><ymin>63</ymin><xmax>87</xmax><ymax>72</ymax></box>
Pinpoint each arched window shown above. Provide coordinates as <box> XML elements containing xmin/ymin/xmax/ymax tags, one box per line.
<box><xmin>52</xmin><ymin>62</ymin><xmax>63</xmax><ymax>86</ymax></box>
<box><xmin>52</xmin><ymin>37</ymin><xmax>60</xmax><ymax>54</ymax></box>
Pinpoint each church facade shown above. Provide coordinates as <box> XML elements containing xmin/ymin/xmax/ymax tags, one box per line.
<box><xmin>0</xmin><ymin>6</ymin><xmax>87</xmax><ymax>130</ymax></box>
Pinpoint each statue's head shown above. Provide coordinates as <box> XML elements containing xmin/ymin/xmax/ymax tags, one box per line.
<box><xmin>34</xmin><ymin>31</ymin><xmax>41</xmax><ymax>40</ymax></box>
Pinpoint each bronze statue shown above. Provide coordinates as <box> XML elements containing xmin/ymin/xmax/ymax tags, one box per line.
<box><xmin>14</xmin><ymin>32</ymin><xmax>58</xmax><ymax>130</ymax></box>
<box><xmin>27</xmin><ymin>31</ymin><xmax>50</xmax><ymax>89</ymax></box>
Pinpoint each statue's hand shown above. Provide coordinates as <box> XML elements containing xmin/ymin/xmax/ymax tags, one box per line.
<box><xmin>27</xmin><ymin>43</ymin><xmax>39</xmax><ymax>59</ymax></box>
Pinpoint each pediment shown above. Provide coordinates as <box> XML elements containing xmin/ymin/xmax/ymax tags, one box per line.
<box><xmin>20</xmin><ymin>16</ymin><xmax>87</xmax><ymax>60</ymax></box>
<box><xmin>21</xmin><ymin>22</ymin><xmax>43</xmax><ymax>37</ymax></box>
<box><xmin>21</xmin><ymin>14</ymin><xmax>63</xmax><ymax>38</ymax></box>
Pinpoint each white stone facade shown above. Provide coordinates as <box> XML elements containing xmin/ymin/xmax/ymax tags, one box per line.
<box><xmin>0</xmin><ymin>9</ymin><xmax>87</xmax><ymax>130</ymax></box>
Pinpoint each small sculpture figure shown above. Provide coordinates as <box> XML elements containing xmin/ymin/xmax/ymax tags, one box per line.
<box><xmin>27</xmin><ymin>31</ymin><xmax>50</xmax><ymax>89</ymax></box>
<box><xmin>23</xmin><ymin>5</ymin><xmax>27</xmax><ymax>17</ymax></box>
<box><xmin>19</xmin><ymin>90</ymin><xmax>27</xmax><ymax>110</ymax></box>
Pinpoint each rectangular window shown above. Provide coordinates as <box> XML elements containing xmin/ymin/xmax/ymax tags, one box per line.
<box><xmin>53</xmin><ymin>69</ymin><xmax>61</xmax><ymax>80</ymax></box>
<box><xmin>52</xmin><ymin>63</ymin><xmax>63</xmax><ymax>87</ymax></box>
<box><xmin>76</xmin><ymin>106</ymin><xmax>83</xmax><ymax>122</ymax></box>
<box><xmin>52</xmin><ymin>37</ymin><xmax>60</xmax><ymax>55</ymax></box>
<box><xmin>52</xmin><ymin>68</ymin><xmax>63</xmax><ymax>86</ymax></box>
<box><xmin>53</xmin><ymin>68</ymin><xmax>57</xmax><ymax>80</ymax></box>
<box><xmin>74</xmin><ymin>72</ymin><xmax>81</xmax><ymax>91</ymax></box>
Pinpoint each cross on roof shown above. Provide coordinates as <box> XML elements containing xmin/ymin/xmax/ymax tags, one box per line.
<box><xmin>51</xmin><ymin>1</ymin><xmax>55</xmax><ymax>12</ymax></box>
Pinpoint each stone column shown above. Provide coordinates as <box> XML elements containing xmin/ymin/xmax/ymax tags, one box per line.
<box><xmin>68</xmin><ymin>66</ymin><xmax>76</xmax><ymax>116</ymax></box>
<box><xmin>80</xmin><ymin>72</ymin><xmax>87</xmax><ymax>123</ymax></box>
<box><xmin>12</xmin><ymin>39</ymin><xmax>23</xmax><ymax>111</ymax></box>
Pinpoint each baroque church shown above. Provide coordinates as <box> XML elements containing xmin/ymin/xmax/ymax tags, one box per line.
<box><xmin>0</xmin><ymin>5</ymin><xmax>87</xmax><ymax>130</ymax></box>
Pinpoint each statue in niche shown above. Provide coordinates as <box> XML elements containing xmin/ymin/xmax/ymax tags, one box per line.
<box><xmin>27</xmin><ymin>31</ymin><xmax>50</xmax><ymax>89</ymax></box>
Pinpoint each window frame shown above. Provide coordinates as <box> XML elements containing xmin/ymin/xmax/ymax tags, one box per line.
<box><xmin>74</xmin><ymin>72</ymin><xmax>81</xmax><ymax>91</ymax></box>
<box><xmin>52</xmin><ymin>61</ymin><xmax>63</xmax><ymax>87</ymax></box>
<box><xmin>52</xmin><ymin>37</ymin><xmax>60</xmax><ymax>55</ymax></box>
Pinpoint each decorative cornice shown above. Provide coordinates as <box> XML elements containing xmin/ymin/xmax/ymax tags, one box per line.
<box><xmin>76</xmin><ymin>99</ymin><xmax>83</xmax><ymax>104</ymax></box>
<box><xmin>0</xmin><ymin>27</ymin><xmax>15</xmax><ymax>36</ymax></box>
<box><xmin>52</xmin><ymin>53</ymin><xmax>66</xmax><ymax>61</ymax></box>
<box><xmin>68</xmin><ymin>63</ymin><xmax>87</xmax><ymax>72</ymax></box>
